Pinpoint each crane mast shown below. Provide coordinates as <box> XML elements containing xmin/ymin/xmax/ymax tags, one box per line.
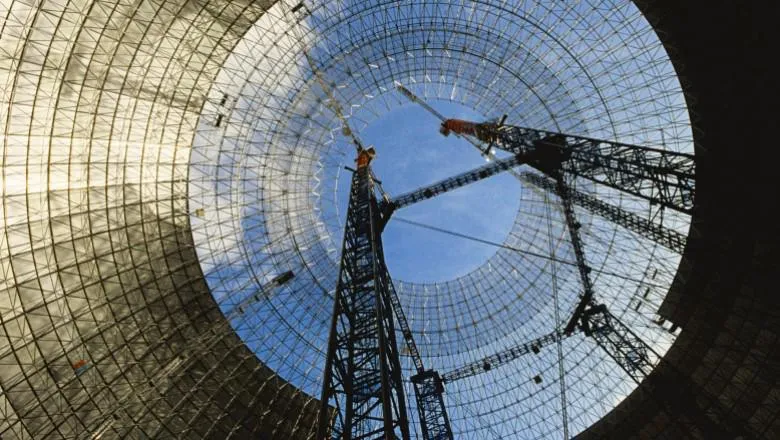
<box><xmin>316</xmin><ymin>155</ymin><xmax>411</xmax><ymax>440</ymax></box>
<box><xmin>317</xmin><ymin>148</ymin><xmax>454</xmax><ymax>440</ymax></box>
<box><xmin>285</xmin><ymin>10</ymin><xmax>453</xmax><ymax>436</ymax></box>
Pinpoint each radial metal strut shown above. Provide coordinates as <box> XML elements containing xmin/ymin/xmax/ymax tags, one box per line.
<box><xmin>317</xmin><ymin>161</ymin><xmax>411</xmax><ymax>440</ymax></box>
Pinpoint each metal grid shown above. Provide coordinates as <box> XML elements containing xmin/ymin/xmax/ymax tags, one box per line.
<box><xmin>1</xmin><ymin>0</ymin><xmax>693</xmax><ymax>438</ymax></box>
<box><xmin>189</xmin><ymin>0</ymin><xmax>692</xmax><ymax>438</ymax></box>
<box><xmin>0</xmin><ymin>0</ymin><xmax>317</xmax><ymax>437</ymax></box>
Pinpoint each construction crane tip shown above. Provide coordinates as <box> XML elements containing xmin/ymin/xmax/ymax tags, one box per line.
<box><xmin>396</xmin><ymin>84</ymin><xmax>415</xmax><ymax>100</ymax></box>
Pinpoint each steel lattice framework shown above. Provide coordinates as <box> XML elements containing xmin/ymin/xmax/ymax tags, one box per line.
<box><xmin>317</xmin><ymin>165</ymin><xmax>410</xmax><ymax>439</ymax></box>
<box><xmin>518</xmin><ymin>172</ymin><xmax>688</xmax><ymax>254</ymax></box>
<box><xmin>488</xmin><ymin>125</ymin><xmax>695</xmax><ymax>213</ymax></box>
<box><xmin>0</xmin><ymin>0</ymin><xmax>707</xmax><ymax>438</ymax></box>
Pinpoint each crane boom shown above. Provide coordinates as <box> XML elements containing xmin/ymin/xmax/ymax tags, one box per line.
<box><xmin>291</xmin><ymin>3</ymin><xmax>366</xmax><ymax>153</ymax></box>
<box><xmin>519</xmin><ymin>171</ymin><xmax>687</xmax><ymax>253</ymax></box>
<box><xmin>440</xmin><ymin>331</ymin><xmax>563</xmax><ymax>383</ymax></box>
<box><xmin>450</xmin><ymin>121</ymin><xmax>695</xmax><ymax>214</ymax></box>
<box><xmin>394</xmin><ymin>86</ymin><xmax>693</xmax><ymax>242</ymax></box>
<box><xmin>397</xmin><ymin>85</ymin><xmax>448</xmax><ymax>121</ymax></box>
<box><xmin>379</xmin><ymin>154</ymin><xmax>525</xmax><ymax>227</ymax></box>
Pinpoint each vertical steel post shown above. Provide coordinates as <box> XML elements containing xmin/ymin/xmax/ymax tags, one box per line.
<box><xmin>411</xmin><ymin>371</ymin><xmax>453</xmax><ymax>440</ymax></box>
<box><xmin>317</xmin><ymin>162</ymin><xmax>410</xmax><ymax>440</ymax></box>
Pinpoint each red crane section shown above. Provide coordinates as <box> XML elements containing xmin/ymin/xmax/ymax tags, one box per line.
<box><xmin>439</xmin><ymin>119</ymin><xmax>499</xmax><ymax>143</ymax></box>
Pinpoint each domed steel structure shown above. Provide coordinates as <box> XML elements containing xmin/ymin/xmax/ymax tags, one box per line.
<box><xmin>0</xmin><ymin>0</ymin><xmax>776</xmax><ymax>438</ymax></box>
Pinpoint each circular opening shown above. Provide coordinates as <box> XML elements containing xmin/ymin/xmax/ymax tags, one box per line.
<box><xmin>186</xmin><ymin>0</ymin><xmax>695</xmax><ymax>437</ymax></box>
<box><xmin>327</xmin><ymin>102</ymin><xmax>523</xmax><ymax>282</ymax></box>
<box><xmin>0</xmin><ymin>0</ymin><xmax>712</xmax><ymax>437</ymax></box>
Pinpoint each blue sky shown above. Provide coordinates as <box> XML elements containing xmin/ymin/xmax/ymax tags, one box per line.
<box><xmin>343</xmin><ymin>101</ymin><xmax>524</xmax><ymax>282</ymax></box>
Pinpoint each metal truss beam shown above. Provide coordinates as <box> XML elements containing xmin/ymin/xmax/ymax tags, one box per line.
<box><xmin>410</xmin><ymin>371</ymin><xmax>452</xmax><ymax>440</ymax></box>
<box><xmin>439</xmin><ymin>331</ymin><xmax>562</xmax><ymax>383</ymax></box>
<box><xmin>396</xmin><ymin>85</ymin><xmax>692</xmax><ymax>239</ymax></box>
<box><xmin>380</xmin><ymin>154</ymin><xmax>525</xmax><ymax>224</ymax></box>
<box><xmin>317</xmin><ymin>166</ymin><xmax>410</xmax><ymax>440</ymax></box>
<box><xmin>290</xmin><ymin>2</ymin><xmax>366</xmax><ymax>154</ymax></box>
<box><xmin>578</xmin><ymin>304</ymin><xmax>653</xmax><ymax>382</ymax></box>
<box><xmin>385</xmin><ymin>281</ymin><xmax>424</xmax><ymax>373</ymax></box>
<box><xmin>552</xmin><ymin>171</ymin><xmax>599</xmax><ymax>335</ymax></box>
<box><xmin>475</xmin><ymin>124</ymin><xmax>695</xmax><ymax>213</ymax></box>
<box><xmin>519</xmin><ymin>171</ymin><xmax>687</xmax><ymax>253</ymax></box>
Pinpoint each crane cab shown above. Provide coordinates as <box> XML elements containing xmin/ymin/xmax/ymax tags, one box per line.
<box><xmin>440</xmin><ymin>118</ymin><xmax>499</xmax><ymax>143</ymax></box>
<box><xmin>356</xmin><ymin>147</ymin><xmax>376</xmax><ymax>168</ymax></box>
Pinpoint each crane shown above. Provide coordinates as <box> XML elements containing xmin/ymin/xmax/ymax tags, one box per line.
<box><xmin>304</xmin><ymin>99</ymin><xmax>758</xmax><ymax>438</ymax></box>
<box><xmin>396</xmin><ymin>85</ymin><xmax>690</xmax><ymax>254</ymax></box>
<box><xmin>313</xmin><ymin>84</ymin><xmax>699</xmax><ymax>438</ymax></box>
<box><xmin>388</xmin><ymin>87</ymin><xmax>754</xmax><ymax>437</ymax></box>
<box><xmin>431</xmin><ymin>166</ymin><xmax>743</xmax><ymax>437</ymax></box>
<box><xmin>437</xmin><ymin>117</ymin><xmax>695</xmax><ymax>214</ymax></box>
<box><xmin>285</xmin><ymin>6</ymin><xmax>454</xmax><ymax>440</ymax></box>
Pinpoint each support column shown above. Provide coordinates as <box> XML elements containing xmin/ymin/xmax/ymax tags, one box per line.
<box><xmin>317</xmin><ymin>164</ymin><xmax>410</xmax><ymax>440</ymax></box>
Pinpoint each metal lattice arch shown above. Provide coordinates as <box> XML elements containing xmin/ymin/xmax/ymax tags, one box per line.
<box><xmin>1</xmin><ymin>0</ymin><xmax>774</xmax><ymax>438</ymax></box>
